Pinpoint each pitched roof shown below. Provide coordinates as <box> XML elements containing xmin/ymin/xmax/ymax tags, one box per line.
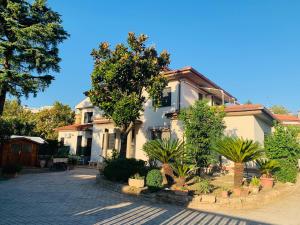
<box><xmin>225</xmin><ymin>104</ymin><xmax>276</xmax><ymax>121</ymax></box>
<box><xmin>55</xmin><ymin>124</ymin><xmax>93</xmax><ymax>131</ymax></box>
<box><xmin>10</xmin><ymin>135</ymin><xmax>46</xmax><ymax>144</ymax></box>
<box><xmin>273</xmin><ymin>114</ymin><xmax>300</xmax><ymax>122</ymax></box>
<box><xmin>163</xmin><ymin>66</ymin><xmax>236</xmax><ymax>100</ymax></box>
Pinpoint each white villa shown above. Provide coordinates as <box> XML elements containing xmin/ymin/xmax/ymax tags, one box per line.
<box><xmin>56</xmin><ymin>66</ymin><xmax>277</xmax><ymax>163</ymax></box>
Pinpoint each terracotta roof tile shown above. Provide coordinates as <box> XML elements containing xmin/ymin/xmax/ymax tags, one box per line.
<box><xmin>55</xmin><ymin>124</ymin><xmax>92</xmax><ymax>131</ymax></box>
<box><xmin>224</xmin><ymin>104</ymin><xmax>264</xmax><ymax>112</ymax></box>
<box><xmin>273</xmin><ymin>114</ymin><xmax>300</xmax><ymax>122</ymax></box>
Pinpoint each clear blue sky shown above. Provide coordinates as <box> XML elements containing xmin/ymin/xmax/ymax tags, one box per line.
<box><xmin>21</xmin><ymin>0</ymin><xmax>300</xmax><ymax>113</ymax></box>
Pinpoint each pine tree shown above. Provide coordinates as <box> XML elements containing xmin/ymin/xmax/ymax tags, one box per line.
<box><xmin>0</xmin><ymin>0</ymin><xmax>69</xmax><ymax>115</ymax></box>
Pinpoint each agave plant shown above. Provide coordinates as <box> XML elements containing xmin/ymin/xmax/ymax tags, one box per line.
<box><xmin>171</xmin><ymin>162</ymin><xmax>197</xmax><ymax>186</ymax></box>
<box><xmin>256</xmin><ymin>159</ymin><xmax>280</xmax><ymax>178</ymax></box>
<box><xmin>143</xmin><ymin>138</ymin><xmax>184</xmax><ymax>182</ymax></box>
<box><xmin>212</xmin><ymin>136</ymin><xmax>265</xmax><ymax>187</ymax></box>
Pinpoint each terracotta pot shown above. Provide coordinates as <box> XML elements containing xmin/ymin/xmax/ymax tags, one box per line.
<box><xmin>233</xmin><ymin>187</ymin><xmax>242</xmax><ymax>197</ymax></box>
<box><xmin>128</xmin><ymin>178</ymin><xmax>145</xmax><ymax>188</ymax></box>
<box><xmin>260</xmin><ymin>177</ymin><xmax>274</xmax><ymax>189</ymax></box>
<box><xmin>175</xmin><ymin>177</ymin><xmax>186</xmax><ymax>187</ymax></box>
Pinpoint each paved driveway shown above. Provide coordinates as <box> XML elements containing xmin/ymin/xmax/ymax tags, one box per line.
<box><xmin>0</xmin><ymin>168</ymin><xmax>298</xmax><ymax>225</ymax></box>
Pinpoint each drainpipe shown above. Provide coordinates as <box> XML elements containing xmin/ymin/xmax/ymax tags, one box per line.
<box><xmin>178</xmin><ymin>80</ymin><xmax>181</xmax><ymax>112</ymax></box>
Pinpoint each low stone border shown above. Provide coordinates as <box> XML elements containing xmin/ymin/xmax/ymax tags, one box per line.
<box><xmin>96</xmin><ymin>174</ymin><xmax>297</xmax><ymax>210</ymax></box>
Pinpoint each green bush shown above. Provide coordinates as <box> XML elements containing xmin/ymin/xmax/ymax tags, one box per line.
<box><xmin>275</xmin><ymin>159</ymin><xmax>298</xmax><ymax>183</ymax></box>
<box><xmin>146</xmin><ymin>169</ymin><xmax>163</xmax><ymax>191</ymax></box>
<box><xmin>103</xmin><ymin>158</ymin><xmax>146</xmax><ymax>182</ymax></box>
<box><xmin>194</xmin><ymin>179</ymin><xmax>213</xmax><ymax>194</ymax></box>
<box><xmin>2</xmin><ymin>164</ymin><xmax>22</xmax><ymax>175</ymax></box>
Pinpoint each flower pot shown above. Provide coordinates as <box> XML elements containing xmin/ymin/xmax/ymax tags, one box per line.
<box><xmin>221</xmin><ymin>190</ymin><xmax>229</xmax><ymax>198</ymax></box>
<box><xmin>175</xmin><ymin>177</ymin><xmax>186</xmax><ymax>187</ymax></box>
<box><xmin>260</xmin><ymin>177</ymin><xmax>274</xmax><ymax>189</ymax></box>
<box><xmin>40</xmin><ymin>160</ymin><xmax>46</xmax><ymax>168</ymax></box>
<box><xmin>128</xmin><ymin>178</ymin><xmax>145</xmax><ymax>188</ymax></box>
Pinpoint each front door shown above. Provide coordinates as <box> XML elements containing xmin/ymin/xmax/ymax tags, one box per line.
<box><xmin>76</xmin><ymin>136</ymin><xmax>82</xmax><ymax>155</ymax></box>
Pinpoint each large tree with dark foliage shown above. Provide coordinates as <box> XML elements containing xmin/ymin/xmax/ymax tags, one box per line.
<box><xmin>0</xmin><ymin>0</ymin><xmax>69</xmax><ymax>115</ymax></box>
<box><xmin>89</xmin><ymin>32</ymin><xmax>170</xmax><ymax>158</ymax></box>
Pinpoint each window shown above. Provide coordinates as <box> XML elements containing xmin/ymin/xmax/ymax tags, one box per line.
<box><xmin>60</xmin><ymin>137</ymin><xmax>64</xmax><ymax>146</ymax></box>
<box><xmin>198</xmin><ymin>93</ymin><xmax>203</xmax><ymax>101</ymax></box>
<box><xmin>153</xmin><ymin>87</ymin><xmax>171</xmax><ymax>107</ymax></box>
<box><xmin>11</xmin><ymin>144</ymin><xmax>21</xmax><ymax>153</ymax></box>
<box><xmin>108</xmin><ymin>133</ymin><xmax>116</xmax><ymax>149</ymax></box>
<box><xmin>22</xmin><ymin>144</ymin><xmax>32</xmax><ymax>153</ymax></box>
<box><xmin>84</xmin><ymin>112</ymin><xmax>93</xmax><ymax>123</ymax></box>
<box><xmin>151</xmin><ymin>130</ymin><xmax>162</xmax><ymax>140</ymax></box>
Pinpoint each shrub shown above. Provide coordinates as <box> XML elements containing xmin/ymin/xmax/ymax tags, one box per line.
<box><xmin>256</xmin><ymin>159</ymin><xmax>280</xmax><ymax>178</ymax></box>
<box><xmin>275</xmin><ymin>159</ymin><xmax>298</xmax><ymax>183</ymax></box>
<box><xmin>103</xmin><ymin>158</ymin><xmax>146</xmax><ymax>182</ymax></box>
<box><xmin>194</xmin><ymin>178</ymin><xmax>213</xmax><ymax>194</ymax></box>
<box><xmin>2</xmin><ymin>164</ymin><xmax>22</xmax><ymax>175</ymax></box>
<box><xmin>146</xmin><ymin>169</ymin><xmax>163</xmax><ymax>191</ymax></box>
<box><xmin>250</xmin><ymin>177</ymin><xmax>261</xmax><ymax>187</ymax></box>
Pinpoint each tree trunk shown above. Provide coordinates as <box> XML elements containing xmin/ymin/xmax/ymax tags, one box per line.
<box><xmin>0</xmin><ymin>86</ymin><xmax>7</xmax><ymax>116</ymax></box>
<box><xmin>119</xmin><ymin>132</ymin><xmax>128</xmax><ymax>158</ymax></box>
<box><xmin>161</xmin><ymin>163</ymin><xmax>174</xmax><ymax>185</ymax></box>
<box><xmin>234</xmin><ymin>162</ymin><xmax>244</xmax><ymax>187</ymax></box>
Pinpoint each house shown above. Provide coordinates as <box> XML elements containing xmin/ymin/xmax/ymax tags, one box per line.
<box><xmin>273</xmin><ymin>114</ymin><xmax>300</xmax><ymax>127</ymax></box>
<box><xmin>224</xmin><ymin>104</ymin><xmax>276</xmax><ymax>144</ymax></box>
<box><xmin>56</xmin><ymin>67</ymin><xmax>275</xmax><ymax>163</ymax></box>
<box><xmin>0</xmin><ymin>135</ymin><xmax>46</xmax><ymax>167</ymax></box>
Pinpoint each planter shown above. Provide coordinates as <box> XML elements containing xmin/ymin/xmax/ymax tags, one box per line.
<box><xmin>40</xmin><ymin>160</ymin><xmax>46</xmax><ymax>168</ymax></box>
<box><xmin>221</xmin><ymin>190</ymin><xmax>229</xmax><ymax>198</ymax></box>
<box><xmin>128</xmin><ymin>178</ymin><xmax>144</xmax><ymax>188</ymax></box>
<box><xmin>233</xmin><ymin>187</ymin><xmax>241</xmax><ymax>197</ymax></box>
<box><xmin>260</xmin><ymin>177</ymin><xmax>274</xmax><ymax>189</ymax></box>
<box><xmin>174</xmin><ymin>190</ymin><xmax>189</xmax><ymax>196</ymax></box>
<box><xmin>175</xmin><ymin>177</ymin><xmax>186</xmax><ymax>187</ymax></box>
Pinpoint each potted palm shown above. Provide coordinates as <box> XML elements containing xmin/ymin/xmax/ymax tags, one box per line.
<box><xmin>256</xmin><ymin>159</ymin><xmax>280</xmax><ymax>189</ymax></box>
<box><xmin>171</xmin><ymin>161</ymin><xmax>197</xmax><ymax>187</ymax></box>
<box><xmin>249</xmin><ymin>176</ymin><xmax>261</xmax><ymax>194</ymax></box>
<box><xmin>128</xmin><ymin>173</ymin><xmax>145</xmax><ymax>188</ymax></box>
<box><xmin>212</xmin><ymin>137</ymin><xmax>264</xmax><ymax>188</ymax></box>
<box><xmin>143</xmin><ymin>138</ymin><xmax>184</xmax><ymax>185</ymax></box>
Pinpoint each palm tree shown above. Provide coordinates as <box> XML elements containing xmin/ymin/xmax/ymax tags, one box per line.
<box><xmin>212</xmin><ymin>137</ymin><xmax>264</xmax><ymax>187</ymax></box>
<box><xmin>143</xmin><ymin>138</ymin><xmax>184</xmax><ymax>183</ymax></box>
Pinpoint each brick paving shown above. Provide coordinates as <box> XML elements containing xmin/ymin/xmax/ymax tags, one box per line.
<box><xmin>0</xmin><ymin>168</ymin><xmax>273</xmax><ymax>225</ymax></box>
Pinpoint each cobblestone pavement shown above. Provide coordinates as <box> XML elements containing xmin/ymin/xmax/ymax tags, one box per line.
<box><xmin>0</xmin><ymin>168</ymin><xmax>294</xmax><ymax>225</ymax></box>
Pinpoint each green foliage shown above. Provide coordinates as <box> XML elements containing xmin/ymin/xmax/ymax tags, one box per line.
<box><xmin>250</xmin><ymin>176</ymin><xmax>261</xmax><ymax>187</ymax></box>
<box><xmin>0</xmin><ymin>0</ymin><xmax>69</xmax><ymax>114</ymax></box>
<box><xmin>2</xmin><ymin>163</ymin><xmax>22</xmax><ymax>175</ymax></box>
<box><xmin>88</xmin><ymin>32</ymin><xmax>170</xmax><ymax>157</ymax></box>
<box><xmin>33</xmin><ymin>101</ymin><xmax>74</xmax><ymax>140</ymax></box>
<box><xmin>146</xmin><ymin>169</ymin><xmax>163</xmax><ymax>191</ymax></box>
<box><xmin>130</xmin><ymin>173</ymin><xmax>144</xmax><ymax>180</ymax></box>
<box><xmin>55</xmin><ymin>146</ymin><xmax>70</xmax><ymax>158</ymax></box>
<box><xmin>265</xmin><ymin>124</ymin><xmax>300</xmax><ymax>160</ymax></box>
<box><xmin>179</xmin><ymin>100</ymin><xmax>225</xmax><ymax>167</ymax></box>
<box><xmin>0</xmin><ymin>100</ymin><xmax>74</xmax><ymax>141</ymax></box>
<box><xmin>142</xmin><ymin>138</ymin><xmax>185</xmax><ymax>164</ymax></box>
<box><xmin>264</xmin><ymin>124</ymin><xmax>300</xmax><ymax>183</ymax></box>
<box><xmin>269</xmin><ymin>105</ymin><xmax>289</xmax><ymax>114</ymax></box>
<box><xmin>103</xmin><ymin>158</ymin><xmax>146</xmax><ymax>182</ymax></box>
<box><xmin>275</xmin><ymin>159</ymin><xmax>298</xmax><ymax>183</ymax></box>
<box><xmin>171</xmin><ymin>161</ymin><xmax>197</xmax><ymax>178</ymax></box>
<box><xmin>256</xmin><ymin>159</ymin><xmax>280</xmax><ymax>178</ymax></box>
<box><xmin>0</xmin><ymin>100</ymin><xmax>36</xmax><ymax>140</ymax></box>
<box><xmin>212</xmin><ymin>137</ymin><xmax>264</xmax><ymax>163</ymax></box>
<box><xmin>194</xmin><ymin>178</ymin><xmax>213</xmax><ymax>194</ymax></box>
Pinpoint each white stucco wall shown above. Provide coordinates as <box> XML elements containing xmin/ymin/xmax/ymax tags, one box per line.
<box><xmin>58</xmin><ymin>131</ymin><xmax>78</xmax><ymax>154</ymax></box>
